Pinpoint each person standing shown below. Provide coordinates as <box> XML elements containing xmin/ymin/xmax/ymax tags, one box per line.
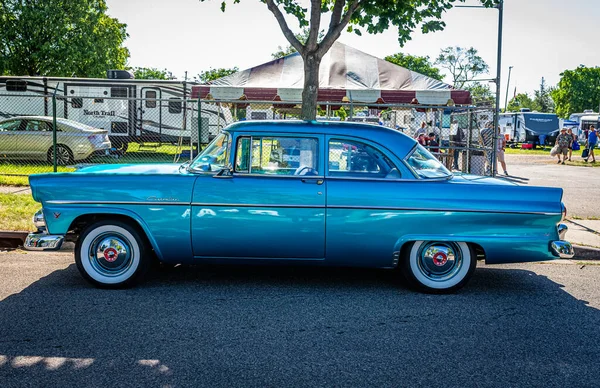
<box><xmin>555</xmin><ymin>128</ymin><xmax>572</xmax><ymax>164</ymax></box>
<box><xmin>450</xmin><ymin>120</ymin><xmax>465</xmax><ymax>170</ymax></box>
<box><xmin>496</xmin><ymin>127</ymin><xmax>508</xmax><ymax>175</ymax></box>
<box><xmin>480</xmin><ymin>122</ymin><xmax>495</xmax><ymax>174</ymax></box>
<box><xmin>567</xmin><ymin>128</ymin><xmax>576</xmax><ymax>161</ymax></box>
<box><xmin>586</xmin><ymin>125</ymin><xmax>598</xmax><ymax>163</ymax></box>
<box><xmin>414</xmin><ymin>121</ymin><xmax>428</xmax><ymax>138</ymax></box>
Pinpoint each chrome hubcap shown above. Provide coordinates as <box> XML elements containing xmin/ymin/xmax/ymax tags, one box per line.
<box><xmin>88</xmin><ymin>232</ymin><xmax>133</xmax><ymax>277</ymax></box>
<box><xmin>417</xmin><ymin>242</ymin><xmax>463</xmax><ymax>282</ymax></box>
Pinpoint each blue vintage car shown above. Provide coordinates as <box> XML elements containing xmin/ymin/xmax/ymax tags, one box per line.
<box><xmin>24</xmin><ymin>121</ymin><xmax>574</xmax><ymax>293</ymax></box>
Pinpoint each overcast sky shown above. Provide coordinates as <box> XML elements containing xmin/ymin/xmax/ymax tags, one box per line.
<box><xmin>105</xmin><ymin>0</ymin><xmax>600</xmax><ymax>108</ymax></box>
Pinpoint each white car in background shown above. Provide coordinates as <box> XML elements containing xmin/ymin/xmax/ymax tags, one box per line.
<box><xmin>0</xmin><ymin>116</ymin><xmax>111</xmax><ymax>165</ymax></box>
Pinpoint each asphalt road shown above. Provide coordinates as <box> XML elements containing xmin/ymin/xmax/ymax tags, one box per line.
<box><xmin>1</xmin><ymin>250</ymin><xmax>599</xmax><ymax>387</ymax></box>
<box><xmin>504</xmin><ymin>154</ymin><xmax>599</xmax><ymax>219</ymax></box>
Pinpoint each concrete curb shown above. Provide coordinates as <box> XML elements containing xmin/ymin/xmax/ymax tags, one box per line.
<box><xmin>572</xmin><ymin>245</ymin><xmax>600</xmax><ymax>261</ymax></box>
<box><xmin>0</xmin><ymin>230</ymin><xmax>29</xmax><ymax>248</ymax></box>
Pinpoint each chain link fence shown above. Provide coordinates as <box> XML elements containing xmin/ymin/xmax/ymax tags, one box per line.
<box><xmin>0</xmin><ymin>92</ymin><xmax>496</xmax><ymax>185</ymax></box>
<box><xmin>201</xmin><ymin>99</ymin><xmax>496</xmax><ymax>176</ymax></box>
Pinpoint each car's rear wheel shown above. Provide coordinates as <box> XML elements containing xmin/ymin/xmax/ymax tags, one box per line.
<box><xmin>75</xmin><ymin>220</ymin><xmax>150</xmax><ymax>288</ymax></box>
<box><xmin>400</xmin><ymin>241</ymin><xmax>476</xmax><ymax>293</ymax></box>
<box><xmin>48</xmin><ymin>144</ymin><xmax>73</xmax><ymax>165</ymax></box>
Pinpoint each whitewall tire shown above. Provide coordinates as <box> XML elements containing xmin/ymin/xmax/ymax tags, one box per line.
<box><xmin>401</xmin><ymin>241</ymin><xmax>476</xmax><ymax>293</ymax></box>
<box><xmin>75</xmin><ymin>220</ymin><xmax>150</xmax><ymax>288</ymax></box>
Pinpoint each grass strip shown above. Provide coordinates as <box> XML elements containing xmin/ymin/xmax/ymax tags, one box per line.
<box><xmin>0</xmin><ymin>193</ymin><xmax>39</xmax><ymax>231</ymax></box>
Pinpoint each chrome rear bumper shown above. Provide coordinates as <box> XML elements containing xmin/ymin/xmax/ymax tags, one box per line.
<box><xmin>550</xmin><ymin>240</ymin><xmax>574</xmax><ymax>259</ymax></box>
<box><xmin>24</xmin><ymin>233</ymin><xmax>64</xmax><ymax>251</ymax></box>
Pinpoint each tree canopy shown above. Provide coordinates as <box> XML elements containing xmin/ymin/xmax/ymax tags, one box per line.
<box><xmin>132</xmin><ymin>67</ymin><xmax>175</xmax><ymax>80</ymax></box>
<box><xmin>505</xmin><ymin>78</ymin><xmax>555</xmax><ymax>114</ymax></box>
<box><xmin>384</xmin><ymin>53</ymin><xmax>443</xmax><ymax>81</ymax></box>
<box><xmin>506</xmin><ymin>93</ymin><xmax>539</xmax><ymax>113</ymax></box>
<box><xmin>196</xmin><ymin>67</ymin><xmax>240</xmax><ymax>83</ymax></box>
<box><xmin>551</xmin><ymin>66</ymin><xmax>600</xmax><ymax>118</ymax></box>
<box><xmin>435</xmin><ymin>46</ymin><xmax>489</xmax><ymax>89</ymax></box>
<box><xmin>466</xmin><ymin>82</ymin><xmax>495</xmax><ymax>106</ymax></box>
<box><xmin>0</xmin><ymin>0</ymin><xmax>129</xmax><ymax>77</ymax></box>
<box><xmin>272</xmin><ymin>27</ymin><xmax>324</xmax><ymax>59</ymax></box>
<box><xmin>202</xmin><ymin>0</ymin><xmax>499</xmax><ymax>119</ymax></box>
<box><xmin>533</xmin><ymin>77</ymin><xmax>554</xmax><ymax>113</ymax></box>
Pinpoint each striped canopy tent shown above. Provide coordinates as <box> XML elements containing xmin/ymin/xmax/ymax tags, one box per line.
<box><xmin>191</xmin><ymin>41</ymin><xmax>471</xmax><ymax>107</ymax></box>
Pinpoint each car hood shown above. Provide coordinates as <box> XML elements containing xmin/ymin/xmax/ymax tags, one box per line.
<box><xmin>74</xmin><ymin>163</ymin><xmax>184</xmax><ymax>175</ymax></box>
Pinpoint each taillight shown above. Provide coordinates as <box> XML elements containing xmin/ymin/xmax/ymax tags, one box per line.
<box><xmin>561</xmin><ymin>203</ymin><xmax>567</xmax><ymax>221</ymax></box>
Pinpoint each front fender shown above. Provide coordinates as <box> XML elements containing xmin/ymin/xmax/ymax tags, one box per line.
<box><xmin>42</xmin><ymin>205</ymin><xmax>192</xmax><ymax>263</ymax></box>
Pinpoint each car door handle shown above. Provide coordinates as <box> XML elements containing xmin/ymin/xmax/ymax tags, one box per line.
<box><xmin>301</xmin><ymin>178</ymin><xmax>323</xmax><ymax>185</ymax></box>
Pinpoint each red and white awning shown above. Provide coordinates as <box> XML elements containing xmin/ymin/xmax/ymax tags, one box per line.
<box><xmin>192</xmin><ymin>41</ymin><xmax>470</xmax><ymax>105</ymax></box>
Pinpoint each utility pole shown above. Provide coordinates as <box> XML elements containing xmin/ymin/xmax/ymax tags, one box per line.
<box><xmin>491</xmin><ymin>0</ymin><xmax>504</xmax><ymax>176</ymax></box>
<box><xmin>504</xmin><ymin>66</ymin><xmax>513</xmax><ymax>112</ymax></box>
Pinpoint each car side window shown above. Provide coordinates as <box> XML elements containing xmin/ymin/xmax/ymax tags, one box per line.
<box><xmin>0</xmin><ymin>120</ymin><xmax>21</xmax><ymax>132</ymax></box>
<box><xmin>328</xmin><ymin>139</ymin><xmax>400</xmax><ymax>179</ymax></box>
<box><xmin>235</xmin><ymin>136</ymin><xmax>319</xmax><ymax>176</ymax></box>
<box><xmin>24</xmin><ymin>121</ymin><xmax>52</xmax><ymax>132</ymax></box>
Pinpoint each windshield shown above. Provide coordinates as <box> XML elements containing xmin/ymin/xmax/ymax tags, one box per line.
<box><xmin>405</xmin><ymin>144</ymin><xmax>452</xmax><ymax>179</ymax></box>
<box><xmin>188</xmin><ymin>132</ymin><xmax>230</xmax><ymax>172</ymax></box>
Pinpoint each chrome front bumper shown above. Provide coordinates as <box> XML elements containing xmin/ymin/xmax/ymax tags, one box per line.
<box><xmin>550</xmin><ymin>224</ymin><xmax>574</xmax><ymax>259</ymax></box>
<box><xmin>24</xmin><ymin>233</ymin><xmax>64</xmax><ymax>251</ymax></box>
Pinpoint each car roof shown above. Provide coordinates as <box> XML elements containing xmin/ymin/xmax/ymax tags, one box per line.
<box><xmin>0</xmin><ymin>116</ymin><xmax>53</xmax><ymax>121</ymax></box>
<box><xmin>224</xmin><ymin>120</ymin><xmax>417</xmax><ymax>156</ymax></box>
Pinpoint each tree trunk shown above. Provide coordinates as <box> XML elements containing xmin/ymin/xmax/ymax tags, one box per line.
<box><xmin>301</xmin><ymin>53</ymin><xmax>321</xmax><ymax>121</ymax></box>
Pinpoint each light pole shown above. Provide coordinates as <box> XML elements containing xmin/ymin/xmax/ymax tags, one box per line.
<box><xmin>456</xmin><ymin>0</ymin><xmax>503</xmax><ymax>176</ymax></box>
<box><xmin>504</xmin><ymin>65</ymin><xmax>513</xmax><ymax>112</ymax></box>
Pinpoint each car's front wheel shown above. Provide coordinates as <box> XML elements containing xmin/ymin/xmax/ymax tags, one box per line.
<box><xmin>75</xmin><ymin>220</ymin><xmax>150</xmax><ymax>288</ymax></box>
<box><xmin>400</xmin><ymin>241</ymin><xmax>476</xmax><ymax>293</ymax></box>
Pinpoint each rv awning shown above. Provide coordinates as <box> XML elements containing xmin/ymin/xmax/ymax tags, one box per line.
<box><xmin>191</xmin><ymin>41</ymin><xmax>471</xmax><ymax>105</ymax></box>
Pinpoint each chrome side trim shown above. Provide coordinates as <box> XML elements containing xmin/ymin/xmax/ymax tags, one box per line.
<box><xmin>43</xmin><ymin>200</ymin><xmax>561</xmax><ymax>216</ymax></box>
<box><xmin>327</xmin><ymin>205</ymin><xmax>560</xmax><ymax>216</ymax></box>
<box><xmin>550</xmin><ymin>240</ymin><xmax>574</xmax><ymax>259</ymax></box>
<box><xmin>557</xmin><ymin>223</ymin><xmax>568</xmax><ymax>240</ymax></box>
<box><xmin>24</xmin><ymin>233</ymin><xmax>64</xmax><ymax>251</ymax></box>
<box><xmin>46</xmin><ymin>200</ymin><xmax>190</xmax><ymax>206</ymax></box>
<box><xmin>232</xmin><ymin>173</ymin><xmax>326</xmax><ymax>180</ymax></box>
<box><xmin>192</xmin><ymin>203</ymin><xmax>325</xmax><ymax>209</ymax></box>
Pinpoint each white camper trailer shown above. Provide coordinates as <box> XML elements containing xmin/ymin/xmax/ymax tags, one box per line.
<box><xmin>498</xmin><ymin>111</ymin><xmax>559</xmax><ymax>143</ymax></box>
<box><xmin>0</xmin><ymin>72</ymin><xmax>232</xmax><ymax>151</ymax></box>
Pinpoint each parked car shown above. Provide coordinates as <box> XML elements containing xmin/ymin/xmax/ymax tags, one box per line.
<box><xmin>24</xmin><ymin>121</ymin><xmax>574</xmax><ymax>293</ymax></box>
<box><xmin>0</xmin><ymin>116</ymin><xmax>111</xmax><ymax>164</ymax></box>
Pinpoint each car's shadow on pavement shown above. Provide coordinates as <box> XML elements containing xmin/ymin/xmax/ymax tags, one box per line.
<box><xmin>1</xmin><ymin>263</ymin><xmax>599</xmax><ymax>387</ymax></box>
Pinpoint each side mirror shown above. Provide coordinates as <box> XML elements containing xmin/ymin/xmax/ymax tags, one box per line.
<box><xmin>213</xmin><ymin>165</ymin><xmax>233</xmax><ymax>179</ymax></box>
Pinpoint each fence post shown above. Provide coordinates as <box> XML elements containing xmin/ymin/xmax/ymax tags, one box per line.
<box><xmin>197</xmin><ymin>98</ymin><xmax>202</xmax><ymax>155</ymax></box>
<box><xmin>52</xmin><ymin>92</ymin><xmax>58</xmax><ymax>172</ymax></box>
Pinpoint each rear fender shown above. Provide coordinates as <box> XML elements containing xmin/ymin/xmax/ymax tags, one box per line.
<box><xmin>394</xmin><ymin>233</ymin><xmax>558</xmax><ymax>264</ymax></box>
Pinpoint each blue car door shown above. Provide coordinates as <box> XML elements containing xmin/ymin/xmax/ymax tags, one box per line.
<box><xmin>191</xmin><ymin>133</ymin><xmax>326</xmax><ymax>260</ymax></box>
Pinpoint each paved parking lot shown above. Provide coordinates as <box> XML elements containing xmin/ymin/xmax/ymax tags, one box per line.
<box><xmin>504</xmin><ymin>154</ymin><xmax>599</xmax><ymax>219</ymax></box>
<box><xmin>1</xmin><ymin>249</ymin><xmax>599</xmax><ymax>387</ymax></box>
